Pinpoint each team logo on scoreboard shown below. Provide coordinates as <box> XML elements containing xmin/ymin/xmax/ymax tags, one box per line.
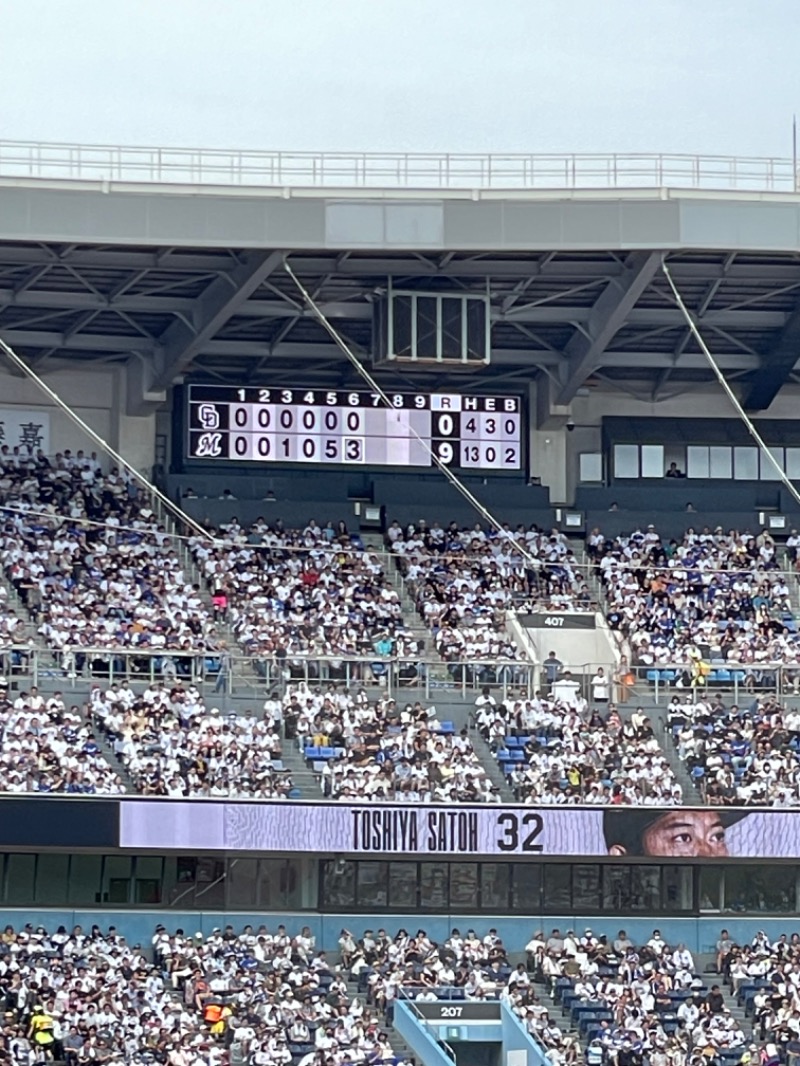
<box><xmin>185</xmin><ymin>385</ymin><xmax>523</xmax><ymax>469</ymax></box>
<box><xmin>198</xmin><ymin>403</ymin><xmax>221</xmax><ymax>429</ymax></box>
<box><xmin>195</xmin><ymin>432</ymin><xmax>223</xmax><ymax>458</ymax></box>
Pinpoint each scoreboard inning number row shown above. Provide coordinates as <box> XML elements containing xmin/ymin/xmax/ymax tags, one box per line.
<box><xmin>186</xmin><ymin>386</ymin><xmax>523</xmax><ymax>470</ymax></box>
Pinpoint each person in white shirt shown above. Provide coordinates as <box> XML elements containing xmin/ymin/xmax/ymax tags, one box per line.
<box><xmin>672</xmin><ymin>943</ymin><xmax>694</xmax><ymax>973</ymax></box>
<box><xmin>590</xmin><ymin>668</ymin><xmax>610</xmax><ymax>703</ymax></box>
<box><xmin>551</xmin><ymin>672</ymin><xmax>581</xmax><ymax>709</ymax></box>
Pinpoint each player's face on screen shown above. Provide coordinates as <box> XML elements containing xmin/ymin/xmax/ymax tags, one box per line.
<box><xmin>609</xmin><ymin>811</ymin><xmax>730</xmax><ymax>857</ymax></box>
<box><xmin>643</xmin><ymin>812</ymin><xmax>729</xmax><ymax>857</ymax></box>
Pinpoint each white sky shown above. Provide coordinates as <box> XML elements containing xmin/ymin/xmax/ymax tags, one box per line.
<box><xmin>2</xmin><ymin>0</ymin><xmax>799</xmax><ymax>157</ymax></box>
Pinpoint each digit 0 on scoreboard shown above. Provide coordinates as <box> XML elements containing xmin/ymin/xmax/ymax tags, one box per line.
<box><xmin>185</xmin><ymin>385</ymin><xmax>523</xmax><ymax>471</ymax></box>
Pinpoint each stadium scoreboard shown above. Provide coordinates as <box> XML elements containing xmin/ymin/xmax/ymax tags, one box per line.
<box><xmin>186</xmin><ymin>385</ymin><xmax>523</xmax><ymax>470</ymax></box>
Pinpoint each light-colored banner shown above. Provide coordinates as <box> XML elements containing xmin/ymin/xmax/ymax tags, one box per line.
<box><xmin>118</xmin><ymin>802</ymin><xmax>796</xmax><ymax>860</ymax></box>
<box><xmin>0</xmin><ymin>408</ymin><xmax>51</xmax><ymax>454</ymax></box>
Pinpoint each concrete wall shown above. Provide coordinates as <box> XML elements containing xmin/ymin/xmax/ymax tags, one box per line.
<box><xmin>0</xmin><ymin>909</ymin><xmax>794</xmax><ymax>955</ymax></box>
<box><xmin>0</xmin><ymin>364</ymin><xmax>156</xmax><ymax>472</ymax></box>
<box><xmin>169</xmin><ymin>471</ymin><xmax>554</xmax><ymax>531</ymax></box>
<box><xmin>514</xmin><ymin>614</ymin><xmax>617</xmax><ymax>677</ymax></box>
<box><xmin>501</xmin><ymin>1002</ymin><xmax>550</xmax><ymax>1066</ymax></box>
<box><xmin>7</xmin><ymin>359</ymin><xmax>800</xmax><ymax>522</ymax></box>
<box><xmin>572</xmin><ymin>384</ymin><xmax>800</xmax><ymax>426</ymax></box>
<box><xmin>394</xmin><ymin>1002</ymin><xmax>453</xmax><ymax>1066</ymax></box>
<box><xmin>562</xmin><ymin>382</ymin><xmax>800</xmax><ymax>505</ymax></box>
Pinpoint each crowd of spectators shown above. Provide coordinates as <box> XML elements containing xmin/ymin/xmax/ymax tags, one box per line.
<box><xmin>0</xmin><ymin>679</ymin><xmax>124</xmax><ymax>794</ymax></box>
<box><xmin>527</xmin><ymin>926</ymin><xmax>753</xmax><ymax>1066</ymax></box>
<box><xmin>347</xmin><ymin>924</ymin><xmax>520</xmax><ymax>1010</ymax></box>
<box><xmin>475</xmin><ymin>686</ymin><xmax>680</xmax><ymax>806</ymax></box>
<box><xmin>191</xmin><ymin>520</ymin><xmax>421</xmax><ymax>678</ymax></box>
<box><xmin>0</xmin><ymin>448</ymin><xmax>218</xmax><ymax>669</ymax></box>
<box><xmin>89</xmin><ymin>680</ymin><xmax>293</xmax><ymax>799</ymax></box>
<box><xmin>348</xmin><ymin>924</ymin><xmax>791</xmax><ymax>1066</ymax></box>
<box><xmin>285</xmin><ymin>681</ymin><xmax>499</xmax><ymax>803</ymax></box>
<box><xmin>0</xmin><ymin>920</ymin><xmax>405</xmax><ymax>1066</ymax></box>
<box><xmin>590</xmin><ymin>525</ymin><xmax>799</xmax><ymax>670</ymax></box>
<box><xmin>718</xmin><ymin>928</ymin><xmax>800</xmax><ymax>1053</ymax></box>
<box><xmin>0</xmin><ymin>585</ymin><xmax>29</xmax><ymax>681</ymax></box>
<box><xmin>3</xmin><ymin>918</ymin><xmax>798</xmax><ymax>1066</ymax></box>
<box><xmin>0</xmin><ymin>585</ymin><xmax>25</xmax><ymax>647</ymax></box>
<box><xmin>2</xmin><ymin>916</ymin><xmax>798</xmax><ymax>1066</ymax></box>
<box><xmin>387</xmin><ymin>521</ymin><xmax>589</xmax><ymax>677</ymax></box>
<box><xmin>668</xmin><ymin>693</ymin><xmax>800</xmax><ymax>807</ymax></box>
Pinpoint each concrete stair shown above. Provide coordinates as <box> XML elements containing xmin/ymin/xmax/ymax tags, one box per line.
<box><xmin>532</xmin><ymin>971</ymin><xmax>581</xmax><ymax>1044</ymax></box>
<box><xmin>0</xmin><ymin>572</ymin><xmax>60</xmax><ymax>688</ymax></box>
<box><xmin>361</xmin><ymin>533</ymin><xmax>455</xmax><ymax>686</ymax></box>
<box><xmin>628</xmin><ymin>701</ymin><xmax>698</xmax><ymax>803</ymax></box>
<box><xmin>343</xmin><ymin>977</ymin><xmax>414</xmax><ymax>1062</ymax></box>
<box><xmin>0</xmin><ymin>574</ymin><xmax>47</xmax><ymax>651</ymax></box>
<box><xmin>470</xmin><ymin>727</ymin><xmax>517</xmax><ymax>803</ymax></box>
<box><xmin>156</xmin><ymin>503</ymin><xmax>268</xmax><ymax>696</ymax></box>
<box><xmin>697</xmin><ymin>956</ymin><xmax>754</xmax><ymax>1044</ymax></box>
<box><xmin>535</xmin><ymin>953</ymin><xmax>753</xmax><ymax>1054</ymax></box>
<box><xmin>567</xmin><ymin>537</ymin><xmax>605</xmax><ymax>611</ymax></box>
<box><xmin>281</xmin><ymin>735</ymin><xmax>323</xmax><ymax>798</ymax></box>
<box><xmin>90</xmin><ymin>722</ymin><xmax>137</xmax><ymax>793</ymax></box>
<box><xmin>360</xmin><ymin>532</ymin><xmax>434</xmax><ymax>656</ymax></box>
<box><xmin>782</xmin><ymin>549</ymin><xmax>800</xmax><ymax>617</ymax></box>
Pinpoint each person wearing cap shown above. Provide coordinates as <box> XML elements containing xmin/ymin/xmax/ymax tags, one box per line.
<box><xmin>603</xmin><ymin>809</ymin><xmax>743</xmax><ymax>858</ymax></box>
<box><xmin>580</xmin><ymin>928</ymin><xmax>597</xmax><ymax>951</ymax></box>
<box><xmin>28</xmin><ymin>1004</ymin><xmax>59</xmax><ymax>1058</ymax></box>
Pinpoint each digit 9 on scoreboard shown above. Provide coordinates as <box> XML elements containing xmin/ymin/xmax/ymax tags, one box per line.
<box><xmin>431</xmin><ymin>411</ymin><xmax>460</xmax><ymax>466</ymax></box>
<box><xmin>183</xmin><ymin>385</ymin><xmax>524</xmax><ymax>472</ymax></box>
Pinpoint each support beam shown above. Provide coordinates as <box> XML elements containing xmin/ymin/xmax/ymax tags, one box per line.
<box><xmin>0</xmin><ymin>289</ymin><xmax>196</xmax><ymax>315</ymax></box>
<box><xmin>0</xmin><ymin>330</ymin><xmax>156</xmax><ymax>352</ymax></box>
<box><xmin>0</xmin><ymin>329</ymin><xmax>765</xmax><ymax>375</ymax></box>
<box><xmin>742</xmin><ymin>299</ymin><xmax>800</xmax><ymax>411</ymax></box>
<box><xmin>149</xmin><ymin>250</ymin><xmax>283</xmax><ymax>392</ymax></box>
<box><xmin>556</xmin><ymin>251</ymin><xmax>662</xmax><ymax>404</ymax></box>
<box><xmin>0</xmin><ymin>287</ymin><xmax>790</xmax><ymax>330</ymax></box>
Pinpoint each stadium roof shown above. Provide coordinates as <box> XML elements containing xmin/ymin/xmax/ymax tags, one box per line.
<box><xmin>1</xmin><ymin>141</ymin><xmax>800</xmax><ymax>411</ymax></box>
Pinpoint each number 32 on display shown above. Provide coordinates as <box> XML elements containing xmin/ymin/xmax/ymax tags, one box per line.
<box><xmin>496</xmin><ymin>812</ymin><xmax>543</xmax><ymax>852</ymax></box>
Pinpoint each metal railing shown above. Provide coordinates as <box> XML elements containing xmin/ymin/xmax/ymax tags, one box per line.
<box><xmin>396</xmin><ymin>997</ymin><xmax>458</xmax><ymax>1063</ymax></box>
<box><xmin>4</xmin><ymin>645</ymin><xmax>793</xmax><ymax>704</ymax></box>
<box><xmin>630</xmin><ymin>661</ymin><xmax>795</xmax><ymax>704</ymax></box>
<box><xmin>0</xmin><ymin>646</ymin><xmax>539</xmax><ymax>701</ymax></box>
<box><xmin>0</xmin><ymin>140</ymin><xmax>797</xmax><ymax>192</ymax></box>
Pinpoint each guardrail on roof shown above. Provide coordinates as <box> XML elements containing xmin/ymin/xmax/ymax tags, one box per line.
<box><xmin>0</xmin><ymin>140</ymin><xmax>797</xmax><ymax>191</ymax></box>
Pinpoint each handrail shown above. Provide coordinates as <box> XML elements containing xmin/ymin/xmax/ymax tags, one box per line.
<box><xmin>1</xmin><ymin>646</ymin><xmax>784</xmax><ymax>676</ymax></box>
<box><xmin>0</xmin><ymin>645</ymin><xmax>540</xmax><ymax>700</ymax></box>
<box><xmin>0</xmin><ymin>140</ymin><xmax>797</xmax><ymax>192</ymax></box>
<box><xmin>398</xmin><ymin>995</ymin><xmax>458</xmax><ymax>1063</ymax></box>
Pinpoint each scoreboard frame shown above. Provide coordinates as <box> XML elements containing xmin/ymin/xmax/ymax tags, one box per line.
<box><xmin>179</xmin><ymin>384</ymin><xmax>528</xmax><ymax>475</ymax></box>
